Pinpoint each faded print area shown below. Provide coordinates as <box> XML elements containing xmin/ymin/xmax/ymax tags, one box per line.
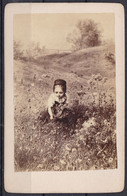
<box><xmin>14</xmin><ymin>13</ymin><xmax>117</xmax><ymax>171</ymax></box>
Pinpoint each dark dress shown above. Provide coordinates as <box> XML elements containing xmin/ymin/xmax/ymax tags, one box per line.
<box><xmin>51</xmin><ymin>101</ymin><xmax>70</xmax><ymax>119</ymax></box>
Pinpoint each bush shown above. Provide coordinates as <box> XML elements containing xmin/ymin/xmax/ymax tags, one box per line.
<box><xmin>67</xmin><ymin>19</ymin><xmax>102</xmax><ymax>51</ymax></box>
<box><xmin>105</xmin><ymin>52</ymin><xmax>115</xmax><ymax>65</ymax></box>
<box><xmin>14</xmin><ymin>41</ymin><xmax>24</xmax><ymax>60</ymax></box>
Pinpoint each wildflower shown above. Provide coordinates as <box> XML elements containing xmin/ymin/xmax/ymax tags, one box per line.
<box><xmin>87</xmin><ymin>79</ymin><xmax>93</xmax><ymax>85</ymax></box>
<box><xmin>108</xmin><ymin>157</ymin><xmax>113</xmax><ymax>163</ymax></box>
<box><xmin>79</xmin><ymin>135</ymin><xmax>84</xmax><ymax>140</ymax></box>
<box><xmin>60</xmin><ymin>159</ymin><xmax>66</xmax><ymax>165</ymax></box>
<box><xmin>64</xmin><ymin>150</ymin><xmax>69</xmax><ymax>156</ymax></box>
<box><xmin>104</xmin><ymin>119</ymin><xmax>108</xmax><ymax>125</ymax></box>
<box><xmin>65</xmin><ymin>144</ymin><xmax>71</xmax><ymax>151</ymax></box>
<box><xmin>94</xmin><ymin>73</ymin><xmax>102</xmax><ymax>81</ymax></box>
<box><xmin>76</xmin><ymin>158</ymin><xmax>82</xmax><ymax>163</ymax></box>
<box><xmin>107</xmin><ymin>122</ymin><xmax>110</xmax><ymax>127</ymax></box>
<box><xmin>37</xmin><ymin>164</ymin><xmax>43</xmax><ymax>169</ymax></box>
<box><xmin>103</xmin><ymin>77</ymin><xmax>108</xmax><ymax>83</ymax></box>
<box><xmin>54</xmin><ymin>166</ymin><xmax>60</xmax><ymax>170</ymax></box>
<box><xmin>98</xmin><ymin>75</ymin><xmax>103</xmax><ymax>81</ymax></box>
<box><xmin>82</xmin><ymin>117</ymin><xmax>96</xmax><ymax>128</ymax></box>
<box><xmin>72</xmin><ymin>148</ymin><xmax>77</xmax><ymax>153</ymax></box>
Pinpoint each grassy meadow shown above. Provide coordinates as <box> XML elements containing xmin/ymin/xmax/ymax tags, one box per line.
<box><xmin>14</xmin><ymin>43</ymin><xmax>117</xmax><ymax>171</ymax></box>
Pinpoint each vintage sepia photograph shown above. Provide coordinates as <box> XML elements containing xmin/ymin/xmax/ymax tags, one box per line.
<box><xmin>14</xmin><ymin>13</ymin><xmax>117</xmax><ymax>172</ymax></box>
<box><xmin>4</xmin><ymin>3</ymin><xmax>124</xmax><ymax>193</ymax></box>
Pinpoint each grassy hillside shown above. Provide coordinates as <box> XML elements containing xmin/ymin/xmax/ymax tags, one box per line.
<box><xmin>14</xmin><ymin>43</ymin><xmax>117</xmax><ymax>171</ymax></box>
<box><xmin>14</xmin><ymin>44</ymin><xmax>115</xmax><ymax>105</ymax></box>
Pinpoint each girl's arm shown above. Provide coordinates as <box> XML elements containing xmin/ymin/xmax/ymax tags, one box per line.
<box><xmin>48</xmin><ymin>106</ymin><xmax>53</xmax><ymax>120</ymax></box>
<box><xmin>48</xmin><ymin>94</ymin><xmax>55</xmax><ymax>119</ymax></box>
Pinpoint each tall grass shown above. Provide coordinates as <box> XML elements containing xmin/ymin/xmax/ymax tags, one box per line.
<box><xmin>14</xmin><ymin>74</ymin><xmax>116</xmax><ymax>171</ymax></box>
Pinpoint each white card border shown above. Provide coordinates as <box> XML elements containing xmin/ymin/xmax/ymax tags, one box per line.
<box><xmin>4</xmin><ymin>3</ymin><xmax>125</xmax><ymax>193</ymax></box>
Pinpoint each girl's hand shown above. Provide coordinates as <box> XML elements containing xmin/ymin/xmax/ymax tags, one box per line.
<box><xmin>50</xmin><ymin>116</ymin><xmax>53</xmax><ymax>120</ymax></box>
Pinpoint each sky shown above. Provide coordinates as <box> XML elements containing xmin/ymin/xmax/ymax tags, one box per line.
<box><xmin>14</xmin><ymin>13</ymin><xmax>115</xmax><ymax>50</ymax></box>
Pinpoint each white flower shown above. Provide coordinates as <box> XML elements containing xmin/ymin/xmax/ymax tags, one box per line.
<box><xmin>54</xmin><ymin>166</ymin><xmax>60</xmax><ymax>170</ymax></box>
<box><xmin>79</xmin><ymin>135</ymin><xmax>84</xmax><ymax>140</ymax></box>
<box><xmin>108</xmin><ymin>157</ymin><xmax>113</xmax><ymax>163</ymax></box>
<box><xmin>104</xmin><ymin>119</ymin><xmax>108</xmax><ymax>125</ymax></box>
<box><xmin>65</xmin><ymin>144</ymin><xmax>71</xmax><ymax>151</ymax></box>
<box><xmin>72</xmin><ymin>148</ymin><xmax>77</xmax><ymax>153</ymax></box>
<box><xmin>37</xmin><ymin>164</ymin><xmax>43</xmax><ymax>169</ymax></box>
<box><xmin>60</xmin><ymin>159</ymin><xmax>66</xmax><ymax>165</ymax></box>
<box><xmin>76</xmin><ymin>158</ymin><xmax>82</xmax><ymax>163</ymax></box>
<box><xmin>82</xmin><ymin>117</ymin><xmax>96</xmax><ymax>128</ymax></box>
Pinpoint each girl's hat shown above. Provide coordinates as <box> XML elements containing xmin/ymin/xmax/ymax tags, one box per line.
<box><xmin>53</xmin><ymin>79</ymin><xmax>66</xmax><ymax>92</ymax></box>
<box><xmin>54</xmin><ymin>79</ymin><xmax>66</xmax><ymax>86</ymax></box>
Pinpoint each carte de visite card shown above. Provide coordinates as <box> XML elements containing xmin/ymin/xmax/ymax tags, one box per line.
<box><xmin>4</xmin><ymin>2</ymin><xmax>125</xmax><ymax>193</ymax></box>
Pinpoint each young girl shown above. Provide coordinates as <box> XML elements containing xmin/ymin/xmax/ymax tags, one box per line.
<box><xmin>48</xmin><ymin>79</ymin><xmax>69</xmax><ymax>120</ymax></box>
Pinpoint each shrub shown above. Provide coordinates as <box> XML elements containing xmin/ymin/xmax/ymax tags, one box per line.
<box><xmin>67</xmin><ymin>19</ymin><xmax>102</xmax><ymax>51</ymax></box>
<box><xmin>105</xmin><ymin>52</ymin><xmax>115</xmax><ymax>65</ymax></box>
<box><xmin>14</xmin><ymin>41</ymin><xmax>24</xmax><ymax>60</ymax></box>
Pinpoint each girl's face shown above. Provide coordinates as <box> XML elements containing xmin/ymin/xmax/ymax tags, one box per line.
<box><xmin>54</xmin><ymin>85</ymin><xmax>64</xmax><ymax>98</ymax></box>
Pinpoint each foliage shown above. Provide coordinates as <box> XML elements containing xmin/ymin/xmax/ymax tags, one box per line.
<box><xmin>105</xmin><ymin>52</ymin><xmax>115</xmax><ymax>65</ymax></box>
<box><xmin>87</xmin><ymin>73</ymin><xmax>108</xmax><ymax>107</ymax></box>
<box><xmin>14</xmin><ymin>41</ymin><xmax>24</xmax><ymax>60</ymax></box>
<box><xmin>13</xmin><ymin>41</ymin><xmax>47</xmax><ymax>61</ymax></box>
<box><xmin>67</xmin><ymin>19</ymin><xmax>102</xmax><ymax>51</ymax></box>
<box><xmin>25</xmin><ymin>42</ymin><xmax>46</xmax><ymax>60</ymax></box>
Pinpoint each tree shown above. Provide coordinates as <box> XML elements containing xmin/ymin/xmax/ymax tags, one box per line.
<box><xmin>67</xmin><ymin>19</ymin><xmax>102</xmax><ymax>51</ymax></box>
<box><xmin>25</xmin><ymin>42</ymin><xmax>46</xmax><ymax>60</ymax></box>
<box><xmin>14</xmin><ymin>41</ymin><xmax>24</xmax><ymax>60</ymax></box>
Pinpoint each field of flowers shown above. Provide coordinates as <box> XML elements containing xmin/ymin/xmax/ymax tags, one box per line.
<box><xmin>14</xmin><ymin>45</ymin><xmax>117</xmax><ymax>171</ymax></box>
